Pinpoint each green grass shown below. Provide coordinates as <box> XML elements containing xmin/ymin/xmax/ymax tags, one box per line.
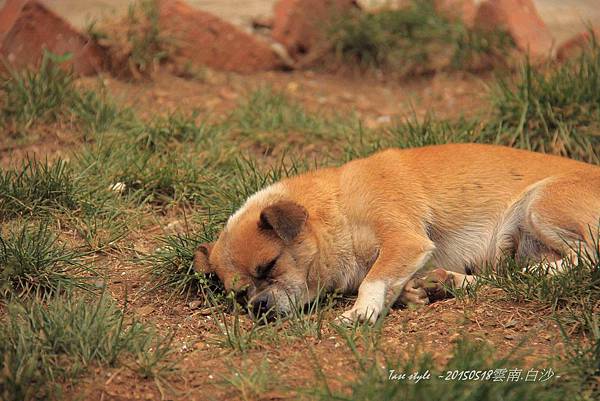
<box><xmin>221</xmin><ymin>360</ymin><xmax>275</xmax><ymax>401</ymax></box>
<box><xmin>0</xmin><ymin>156</ymin><xmax>132</xmax><ymax>252</ymax></box>
<box><xmin>0</xmin><ymin>52</ymin><xmax>74</xmax><ymax>128</ymax></box>
<box><xmin>345</xmin><ymin>37</ymin><xmax>600</xmax><ymax>162</ymax></box>
<box><xmin>227</xmin><ymin>87</ymin><xmax>361</xmax><ymax>154</ymax></box>
<box><xmin>0</xmin><ymin>221</ymin><xmax>93</xmax><ymax>298</ymax></box>
<box><xmin>126</xmin><ymin>0</ymin><xmax>167</xmax><ymax>76</ymax></box>
<box><xmin>0</xmin><ymin>51</ymin><xmax>122</xmax><ymax>132</ymax></box>
<box><xmin>230</xmin><ymin>87</ymin><xmax>337</xmax><ymax>136</ymax></box>
<box><xmin>75</xmin><ymin>110</ymin><xmax>236</xmax><ymax>209</ymax></box>
<box><xmin>477</xmin><ymin>236</ymin><xmax>599</xmax><ymax>333</ymax></box>
<box><xmin>0</xmin><ymin>24</ymin><xmax>599</xmax><ymax>399</ymax></box>
<box><xmin>66</xmin><ymin>201</ymin><xmax>131</xmax><ymax>252</ymax></box>
<box><xmin>0</xmin><ymin>292</ymin><xmax>176</xmax><ymax>400</ymax></box>
<box><xmin>489</xmin><ymin>40</ymin><xmax>600</xmax><ymax>163</ymax></box>
<box><xmin>329</xmin><ymin>0</ymin><xmax>512</xmax><ymax>73</ymax></box>
<box><xmin>190</xmin><ymin>283</ymin><xmax>341</xmax><ymax>352</ymax></box>
<box><xmin>387</xmin><ymin>116</ymin><xmax>488</xmax><ymax>148</ymax></box>
<box><xmin>146</xmin><ymin>218</ymin><xmax>222</xmax><ymax>296</ymax></box>
<box><xmin>77</xmin><ymin>136</ymin><xmax>217</xmax><ymax>207</ymax></box>
<box><xmin>208</xmin><ymin>301</ymin><xmax>280</xmax><ymax>352</ymax></box>
<box><xmin>561</xmin><ymin>329</ymin><xmax>600</xmax><ymax>400</ymax></box>
<box><xmin>475</xmin><ymin>239</ymin><xmax>600</xmax><ymax>399</ymax></box>
<box><xmin>312</xmin><ymin>334</ymin><xmax>567</xmax><ymax>401</ymax></box>
<box><xmin>124</xmin><ymin>111</ymin><xmax>220</xmax><ymax>150</ymax></box>
<box><xmin>0</xmin><ymin>157</ymin><xmax>78</xmax><ymax>220</ymax></box>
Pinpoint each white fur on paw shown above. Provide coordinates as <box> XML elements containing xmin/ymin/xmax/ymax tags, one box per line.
<box><xmin>336</xmin><ymin>305</ymin><xmax>381</xmax><ymax>325</ymax></box>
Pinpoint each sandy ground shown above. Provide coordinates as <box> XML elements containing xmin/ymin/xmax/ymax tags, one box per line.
<box><xmin>0</xmin><ymin>0</ymin><xmax>597</xmax><ymax>399</ymax></box>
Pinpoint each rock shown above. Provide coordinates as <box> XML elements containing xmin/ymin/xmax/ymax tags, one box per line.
<box><xmin>272</xmin><ymin>0</ymin><xmax>357</xmax><ymax>60</ymax></box>
<box><xmin>0</xmin><ymin>0</ymin><xmax>105</xmax><ymax>76</ymax></box>
<box><xmin>474</xmin><ymin>0</ymin><xmax>554</xmax><ymax>61</ymax></box>
<box><xmin>556</xmin><ymin>28</ymin><xmax>600</xmax><ymax>61</ymax></box>
<box><xmin>434</xmin><ymin>0</ymin><xmax>477</xmax><ymax>27</ymax></box>
<box><xmin>92</xmin><ymin>279</ymin><xmax>107</xmax><ymax>289</ymax></box>
<box><xmin>158</xmin><ymin>0</ymin><xmax>283</xmax><ymax>73</ymax></box>
<box><xmin>218</xmin><ymin>87</ymin><xmax>239</xmax><ymax>100</ymax></box>
<box><xmin>188</xmin><ymin>300</ymin><xmax>202</xmax><ymax>309</ymax></box>
<box><xmin>137</xmin><ymin>305</ymin><xmax>155</xmax><ymax>316</ymax></box>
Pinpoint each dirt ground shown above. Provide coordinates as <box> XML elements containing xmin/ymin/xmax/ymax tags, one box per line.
<box><xmin>1</xmin><ymin>1</ymin><xmax>598</xmax><ymax>400</ymax></box>
<box><xmin>0</xmin><ymin>67</ymin><xmax>491</xmax><ymax>167</ymax></box>
<box><xmin>19</xmin><ymin>68</ymin><xmax>566</xmax><ymax>400</ymax></box>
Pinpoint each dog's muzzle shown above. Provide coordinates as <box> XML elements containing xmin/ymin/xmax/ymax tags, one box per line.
<box><xmin>248</xmin><ymin>291</ymin><xmax>278</xmax><ymax>321</ymax></box>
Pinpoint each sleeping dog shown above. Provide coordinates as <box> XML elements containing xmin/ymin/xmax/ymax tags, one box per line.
<box><xmin>193</xmin><ymin>144</ymin><xmax>600</xmax><ymax>323</ymax></box>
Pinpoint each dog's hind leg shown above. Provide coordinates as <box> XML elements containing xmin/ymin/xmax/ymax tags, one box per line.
<box><xmin>400</xmin><ymin>268</ymin><xmax>477</xmax><ymax>304</ymax></box>
<box><xmin>522</xmin><ymin>172</ymin><xmax>600</xmax><ymax>264</ymax></box>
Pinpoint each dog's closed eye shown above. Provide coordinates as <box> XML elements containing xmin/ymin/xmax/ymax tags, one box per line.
<box><xmin>255</xmin><ymin>258</ymin><xmax>278</xmax><ymax>279</ymax></box>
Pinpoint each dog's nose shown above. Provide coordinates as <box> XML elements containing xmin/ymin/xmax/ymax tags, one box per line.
<box><xmin>249</xmin><ymin>292</ymin><xmax>273</xmax><ymax>320</ymax></box>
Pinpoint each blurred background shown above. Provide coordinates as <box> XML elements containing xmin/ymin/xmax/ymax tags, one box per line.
<box><xmin>1</xmin><ymin>0</ymin><xmax>599</xmax><ymax>45</ymax></box>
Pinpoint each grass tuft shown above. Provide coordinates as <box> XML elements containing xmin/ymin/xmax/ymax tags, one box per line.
<box><xmin>0</xmin><ymin>157</ymin><xmax>78</xmax><ymax>220</ymax></box>
<box><xmin>221</xmin><ymin>360</ymin><xmax>275</xmax><ymax>401</ymax></box>
<box><xmin>0</xmin><ymin>222</ymin><xmax>92</xmax><ymax>298</ymax></box>
<box><xmin>0</xmin><ymin>51</ymin><xmax>122</xmax><ymax>133</ymax></box>
<box><xmin>329</xmin><ymin>0</ymin><xmax>512</xmax><ymax>74</ymax></box>
<box><xmin>0</xmin><ymin>52</ymin><xmax>75</xmax><ymax>128</ymax></box>
<box><xmin>0</xmin><ymin>292</ymin><xmax>176</xmax><ymax>400</ymax></box>
<box><xmin>230</xmin><ymin>87</ymin><xmax>329</xmax><ymax>136</ymax></box>
<box><xmin>124</xmin><ymin>111</ymin><xmax>220</xmax><ymax>150</ymax></box>
<box><xmin>489</xmin><ymin>40</ymin><xmax>600</xmax><ymax>163</ymax></box>
<box><xmin>92</xmin><ymin>0</ymin><xmax>174</xmax><ymax>79</ymax></box>
<box><xmin>312</xmin><ymin>335</ymin><xmax>566</xmax><ymax>401</ymax></box>
<box><xmin>480</xmin><ymin>240</ymin><xmax>599</xmax><ymax>334</ymax></box>
<box><xmin>476</xmin><ymin>237</ymin><xmax>600</xmax><ymax>398</ymax></box>
<box><xmin>146</xmin><ymin>218</ymin><xmax>223</xmax><ymax>297</ymax></box>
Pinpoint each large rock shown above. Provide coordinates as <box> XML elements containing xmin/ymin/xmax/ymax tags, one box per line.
<box><xmin>272</xmin><ymin>0</ymin><xmax>357</xmax><ymax>60</ymax></box>
<box><xmin>474</xmin><ymin>0</ymin><xmax>554</xmax><ymax>60</ymax></box>
<box><xmin>435</xmin><ymin>0</ymin><xmax>477</xmax><ymax>27</ymax></box>
<box><xmin>556</xmin><ymin>28</ymin><xmax>600</xmax><ymax>61</ymax></box>
<box><xmin>0</xmin><ymin>0</ymin><xmax>104</xmax><ymax>76</ymax></box>
<box><xmin>158</xmin><ymin>0</ymin><xmax>282</xmax><ymax>73</ymax></box>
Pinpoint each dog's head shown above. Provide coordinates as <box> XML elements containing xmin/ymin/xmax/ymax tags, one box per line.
<box><xmin>194</xmin><ymin>200</ymin><xmax>319</xmax><ymax>318</ymax></box>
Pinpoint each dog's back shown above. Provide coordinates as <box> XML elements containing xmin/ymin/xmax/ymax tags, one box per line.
<box><xmin>333</xmin><ymin>144</ymin><xmax>600</xmax><ymax>270</ymax></box>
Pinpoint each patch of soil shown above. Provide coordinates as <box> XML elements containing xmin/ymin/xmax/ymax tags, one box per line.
<box><xmin>0</xmin><ymin>123</ymin><xmax>82</xmax><ymax>168</ymax></box>
<box><xmin>71</xmin><ymin>267</ymin><xmax>567</xmax><ymax>401</ymax></box>
<box><xmin>1</xmin><ymin>66</ymin><xmax>571</xmax><ymax>401</ymax></box>
<box><xmin>2</xmin><ymin>67</ymin><xmax>491</xmax><ymax>171</ymax></box>
<box><xmin>85</xmin><ymin>68</ymin><xmax>490</xmax><ymax>125</ymax></box>
<box><xmin>61</xmin><ymin>218</ymin><xmax>567</xmax><ymax>400</ymax></box>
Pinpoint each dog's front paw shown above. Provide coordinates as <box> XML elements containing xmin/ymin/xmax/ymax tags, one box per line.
<box><xmin>335</xmin><ymin>305</ymin><xmax>381</xmax><ymax>325</ymax></box>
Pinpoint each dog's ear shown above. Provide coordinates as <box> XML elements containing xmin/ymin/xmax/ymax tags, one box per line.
<box><xmin>193</xmin><ymin>242</ymin><xmax>214</xmax><ymax>274</ymax></box>
<box><xmin>259</xmin><ymin>201</ymin><xmax>308</xmax><ymax>242</ymax></box>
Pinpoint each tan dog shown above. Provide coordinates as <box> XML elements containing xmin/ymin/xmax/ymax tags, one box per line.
<box><xmin>194</xmin><ymin>144</ymin><xmax>600</xmax><ymax>323</ymax></box>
